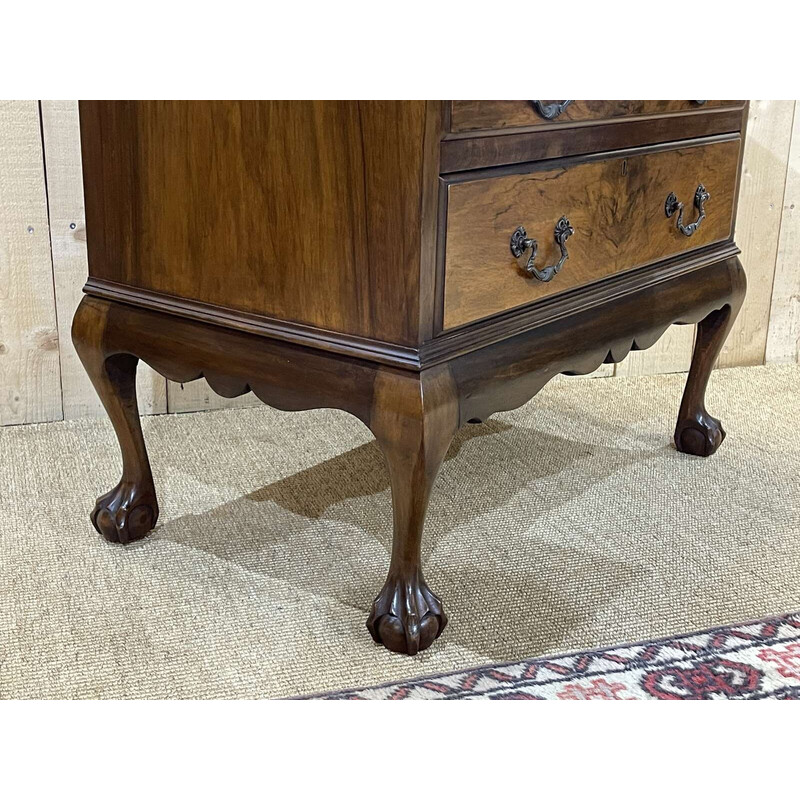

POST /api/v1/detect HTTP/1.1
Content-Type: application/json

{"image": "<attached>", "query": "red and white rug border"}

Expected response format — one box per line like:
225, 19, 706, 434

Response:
300, 611, 800, 700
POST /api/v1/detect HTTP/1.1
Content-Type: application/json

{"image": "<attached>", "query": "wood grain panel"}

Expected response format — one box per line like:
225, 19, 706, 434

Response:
721, 100, 795, 367
450, 101, 742, 133
0, 101, 62, 425
443, 139, 741, 330
766, 103, 800, 364
79, 101, 428, 346
40, 100, 167, 419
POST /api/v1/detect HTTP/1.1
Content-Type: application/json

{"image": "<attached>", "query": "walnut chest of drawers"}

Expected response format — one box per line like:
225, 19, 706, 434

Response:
73, 101, 747, 655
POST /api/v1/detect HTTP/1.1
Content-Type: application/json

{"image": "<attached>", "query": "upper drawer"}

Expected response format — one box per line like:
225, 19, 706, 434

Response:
442, 137, 740, 331
450, 101, 744, 134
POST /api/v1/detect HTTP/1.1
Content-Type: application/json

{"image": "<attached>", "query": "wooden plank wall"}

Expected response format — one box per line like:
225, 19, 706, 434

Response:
722, 100, 795, 368
767, 104, 800, 363
0, 101, 62, 425
0, 100, 797, 426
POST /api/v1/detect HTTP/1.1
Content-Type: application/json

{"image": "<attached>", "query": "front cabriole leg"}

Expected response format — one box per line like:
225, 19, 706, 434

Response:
366, 366, 460, 655
72, 297, 159, 544
675, 258, 747, 457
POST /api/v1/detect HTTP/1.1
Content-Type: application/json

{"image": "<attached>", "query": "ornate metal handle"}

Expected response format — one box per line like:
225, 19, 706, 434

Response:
510, 216, 574, 282
665, 184, 710, 237
530, 100, 573, 120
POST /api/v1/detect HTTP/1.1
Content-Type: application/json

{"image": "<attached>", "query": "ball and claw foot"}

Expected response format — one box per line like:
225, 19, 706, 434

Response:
674, 411, 726, 458
91, 481, 159, 545
367, 573, 447, 655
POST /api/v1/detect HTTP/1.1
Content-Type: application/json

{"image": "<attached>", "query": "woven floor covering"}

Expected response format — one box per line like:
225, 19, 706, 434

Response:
0, 364, 798, 699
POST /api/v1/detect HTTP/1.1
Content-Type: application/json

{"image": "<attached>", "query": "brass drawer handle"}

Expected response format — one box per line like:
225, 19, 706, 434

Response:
665, 184, 710, 237
530, 100, 573, 120
510, 216, 574, 282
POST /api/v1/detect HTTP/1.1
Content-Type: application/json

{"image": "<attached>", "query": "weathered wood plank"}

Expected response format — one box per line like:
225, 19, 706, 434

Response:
166, 380, 258, 413
721, 100, 795, 367
766, 104, 800, 364
40, 100, 167, 418
614, 325, 696, 377
552, 363, 614, 383
0, 101, 62, 425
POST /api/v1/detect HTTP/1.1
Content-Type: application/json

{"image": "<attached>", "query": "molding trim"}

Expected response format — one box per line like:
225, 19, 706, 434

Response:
83, 279, 422, 369
85, 240, 739, 372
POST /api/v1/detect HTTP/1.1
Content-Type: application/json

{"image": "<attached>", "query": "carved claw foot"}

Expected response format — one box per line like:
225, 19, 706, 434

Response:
367, 572, 447, 655
91, 481, 159, 544
675, 411, 726, 457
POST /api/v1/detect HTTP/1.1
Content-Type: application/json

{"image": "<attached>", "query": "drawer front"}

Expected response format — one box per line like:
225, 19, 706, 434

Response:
450, 100, 742, 134
442, 138, 740, 331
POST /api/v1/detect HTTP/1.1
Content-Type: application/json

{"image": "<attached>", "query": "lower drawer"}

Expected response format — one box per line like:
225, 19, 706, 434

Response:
441, 138, 740, 331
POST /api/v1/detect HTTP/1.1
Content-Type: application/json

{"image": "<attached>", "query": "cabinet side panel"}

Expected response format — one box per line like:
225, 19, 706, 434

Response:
79, 101, 427, 345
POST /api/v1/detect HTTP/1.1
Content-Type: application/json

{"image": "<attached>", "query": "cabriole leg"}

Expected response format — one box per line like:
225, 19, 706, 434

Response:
366, 366, 460, 655
675, 283, 744, 457
72, 298, 159, 544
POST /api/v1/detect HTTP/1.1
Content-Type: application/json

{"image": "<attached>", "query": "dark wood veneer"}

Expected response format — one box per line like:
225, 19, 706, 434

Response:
449, 100, 743, 133
443, 137, 739, 329
75, 101, 748, 655
441, 105, 747, 172
80, 101, 437, 346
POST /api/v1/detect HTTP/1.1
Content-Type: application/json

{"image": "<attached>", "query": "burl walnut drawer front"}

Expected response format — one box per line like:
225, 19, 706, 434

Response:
450, 100, 743, 134
442, 138, 740, 331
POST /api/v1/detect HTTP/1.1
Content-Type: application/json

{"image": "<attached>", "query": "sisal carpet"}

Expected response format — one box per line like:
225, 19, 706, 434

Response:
0, 364, 798, 699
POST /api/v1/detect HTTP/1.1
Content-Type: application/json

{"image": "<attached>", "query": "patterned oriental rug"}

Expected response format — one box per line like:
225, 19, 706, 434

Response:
306, 613, 800, 699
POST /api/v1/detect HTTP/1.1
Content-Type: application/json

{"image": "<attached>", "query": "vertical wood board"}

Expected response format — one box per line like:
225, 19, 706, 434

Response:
167, 379, 258, 413
615, 324, 696, 377
721, 100, 795, 367
766, 105, 800, 364
0, 100, 62, 425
